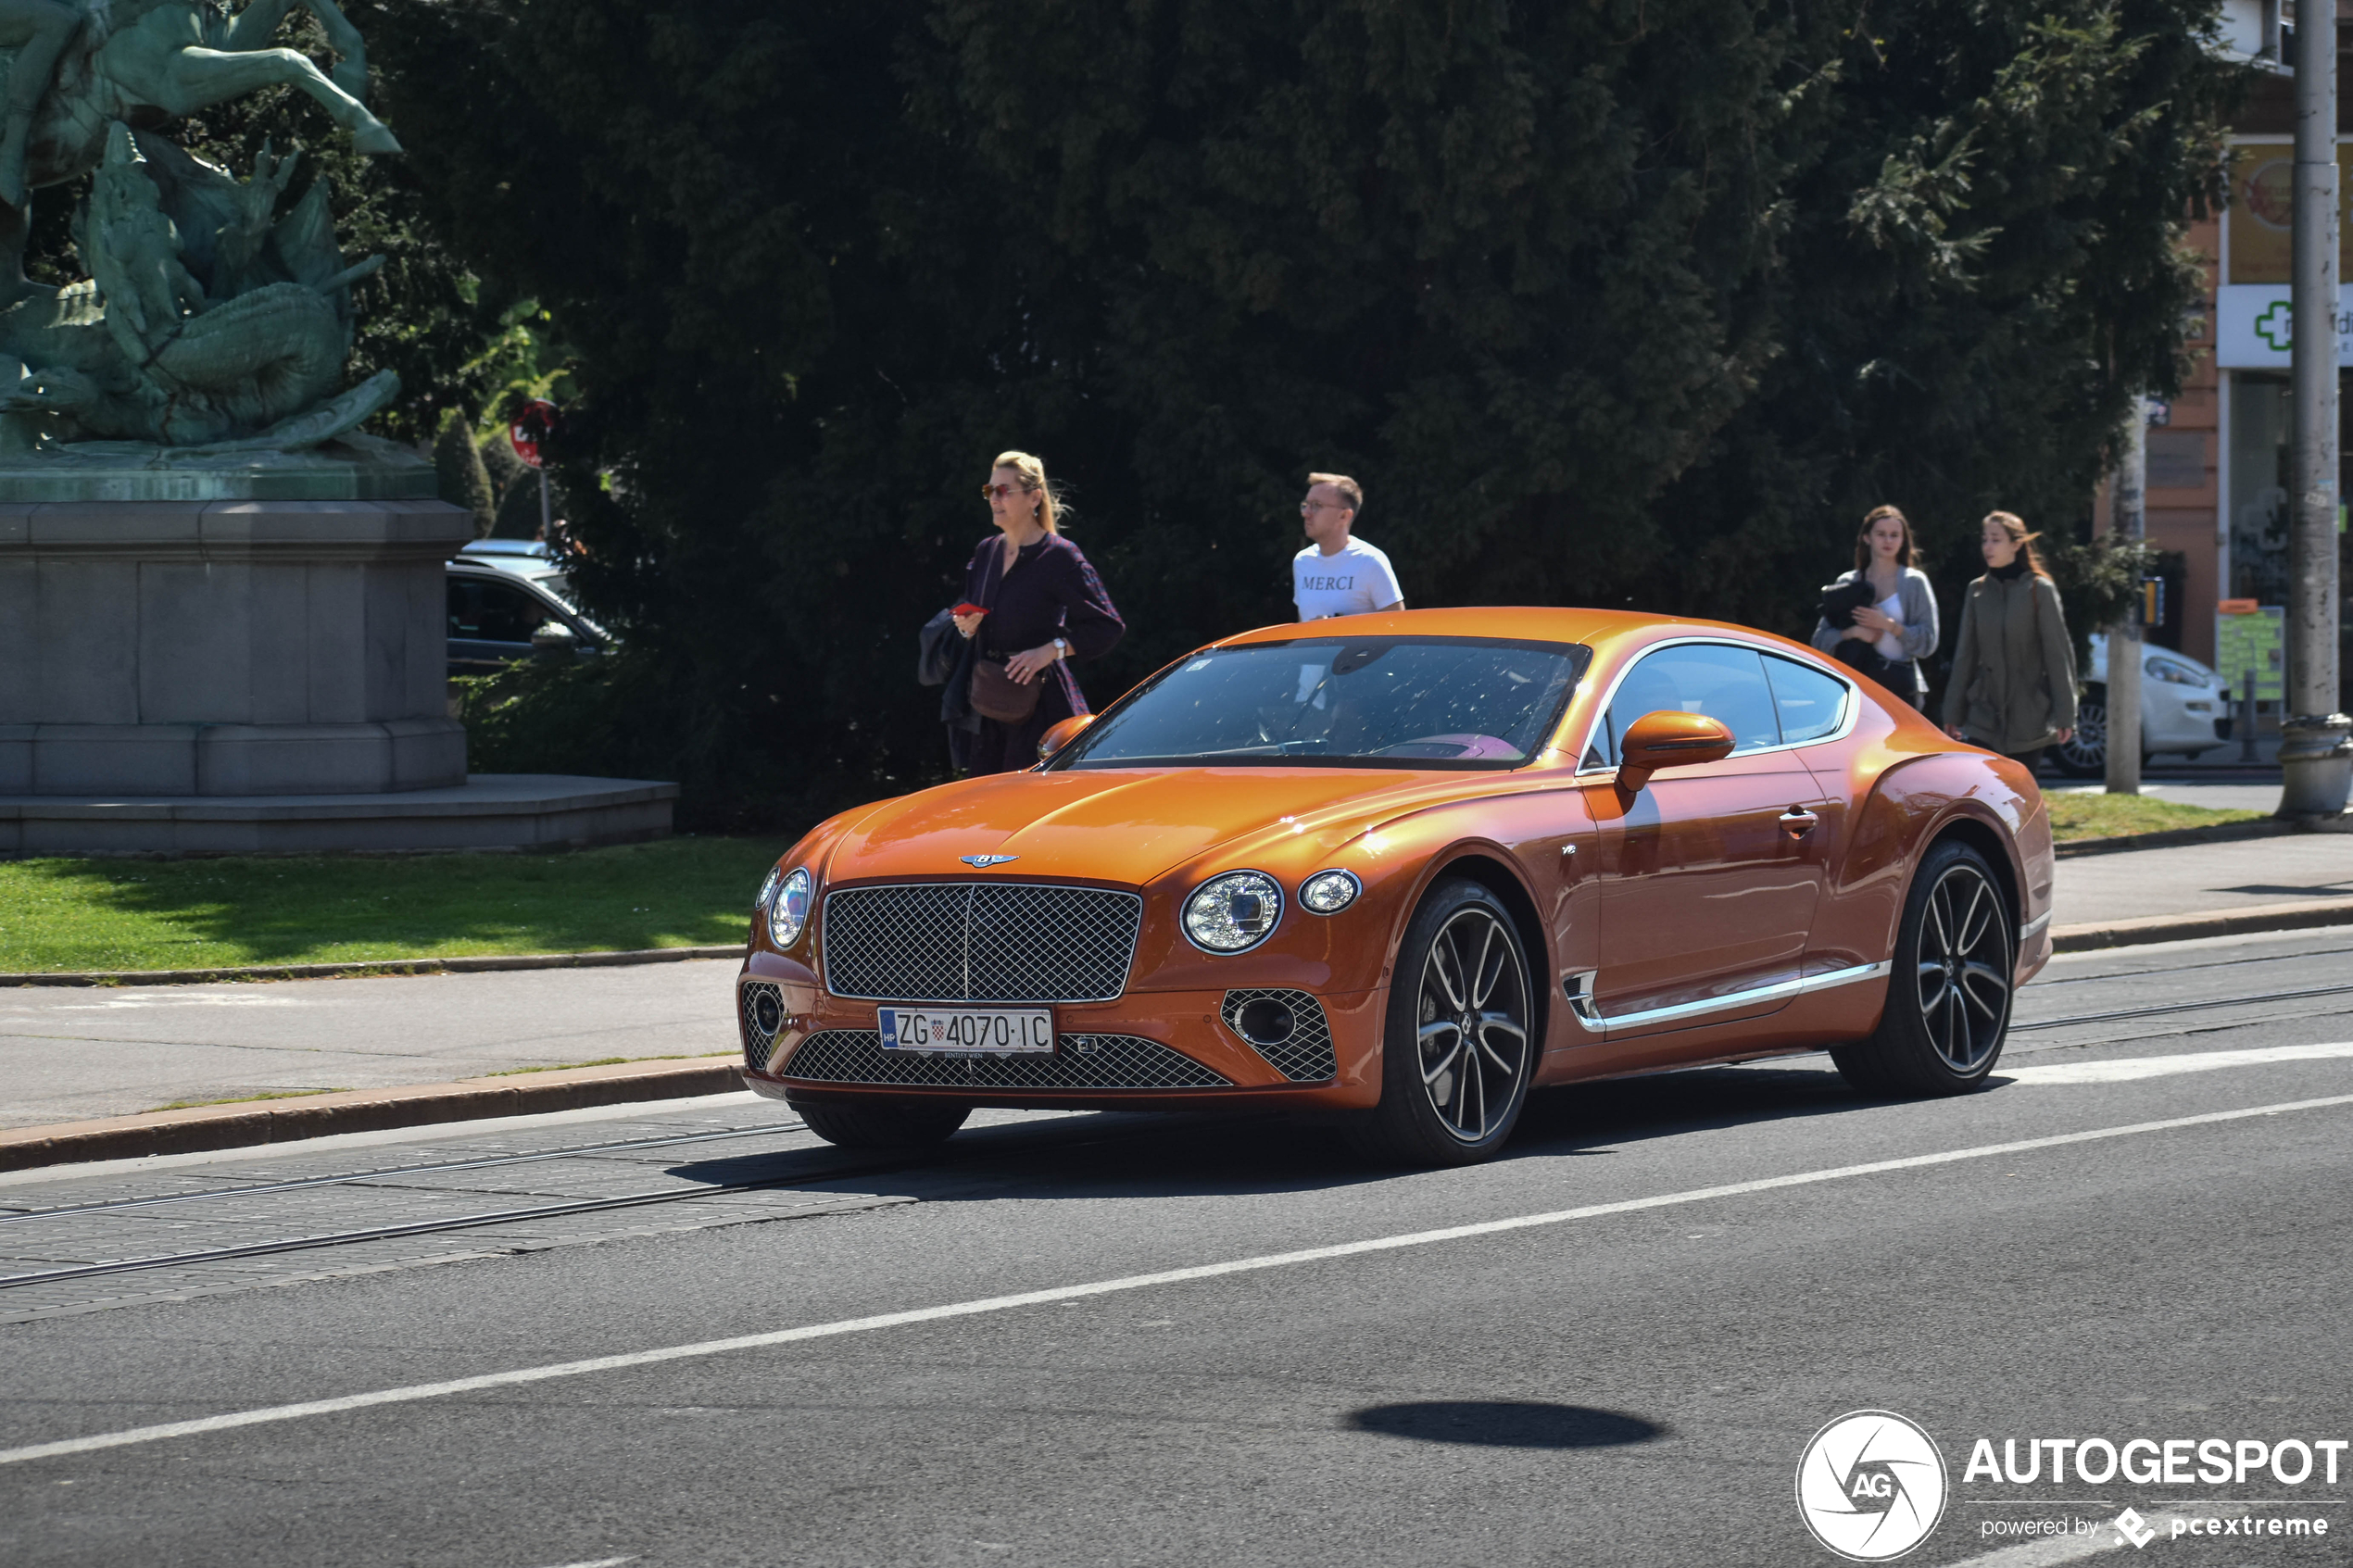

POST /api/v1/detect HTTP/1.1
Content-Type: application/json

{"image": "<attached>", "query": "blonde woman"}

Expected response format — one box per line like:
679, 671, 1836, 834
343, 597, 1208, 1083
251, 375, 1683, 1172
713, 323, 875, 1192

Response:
1943, 511, 2076, 771
949, 451, 1123, 774
1810, 504, 1939, 708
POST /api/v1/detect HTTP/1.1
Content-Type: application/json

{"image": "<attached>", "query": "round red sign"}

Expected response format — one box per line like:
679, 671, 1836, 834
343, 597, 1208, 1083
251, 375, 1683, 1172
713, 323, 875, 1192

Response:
509, 400, 559, 469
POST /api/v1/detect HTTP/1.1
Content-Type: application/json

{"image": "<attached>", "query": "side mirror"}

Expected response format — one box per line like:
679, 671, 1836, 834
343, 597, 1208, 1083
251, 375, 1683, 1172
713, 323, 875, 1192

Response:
530, 621, 577, 656
1616, 709, 1735, 792
1037, 712, 1098, 762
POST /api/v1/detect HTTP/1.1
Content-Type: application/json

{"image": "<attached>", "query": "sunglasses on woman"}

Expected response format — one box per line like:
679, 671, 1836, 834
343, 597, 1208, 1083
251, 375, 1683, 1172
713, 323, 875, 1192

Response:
981, 482, 1033, 500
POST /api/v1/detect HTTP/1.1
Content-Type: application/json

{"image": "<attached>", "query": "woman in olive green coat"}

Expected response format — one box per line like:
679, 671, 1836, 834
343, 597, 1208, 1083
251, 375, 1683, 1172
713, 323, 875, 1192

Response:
1943, 511, 2077, 770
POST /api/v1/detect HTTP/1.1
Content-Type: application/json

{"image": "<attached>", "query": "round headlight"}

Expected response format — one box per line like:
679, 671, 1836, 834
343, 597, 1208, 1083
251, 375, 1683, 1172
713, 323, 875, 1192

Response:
1183, 871, 1283, 953
754, 865, 783, 913
767, 867, 813, 949
1300, 869, 1362, 914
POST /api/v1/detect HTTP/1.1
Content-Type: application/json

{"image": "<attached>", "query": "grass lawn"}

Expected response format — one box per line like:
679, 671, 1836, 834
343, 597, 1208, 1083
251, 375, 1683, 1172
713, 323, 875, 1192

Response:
2041, 790, 2264, 843
0, 836, 789, 974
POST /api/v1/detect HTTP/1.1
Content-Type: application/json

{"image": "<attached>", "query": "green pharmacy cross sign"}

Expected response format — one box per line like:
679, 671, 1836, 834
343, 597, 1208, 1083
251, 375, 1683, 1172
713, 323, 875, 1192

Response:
2254, 300, 2295, 351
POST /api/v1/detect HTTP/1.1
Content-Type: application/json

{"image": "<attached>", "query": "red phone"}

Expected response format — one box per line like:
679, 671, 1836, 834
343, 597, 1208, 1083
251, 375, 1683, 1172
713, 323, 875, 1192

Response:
953, 603, 989, 618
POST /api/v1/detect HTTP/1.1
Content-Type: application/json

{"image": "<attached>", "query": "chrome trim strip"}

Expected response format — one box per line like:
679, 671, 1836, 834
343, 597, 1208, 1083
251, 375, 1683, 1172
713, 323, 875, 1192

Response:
2019, 909, 2052, 939
1566, 634, 1861, 771
1575, 960, 1892, 1035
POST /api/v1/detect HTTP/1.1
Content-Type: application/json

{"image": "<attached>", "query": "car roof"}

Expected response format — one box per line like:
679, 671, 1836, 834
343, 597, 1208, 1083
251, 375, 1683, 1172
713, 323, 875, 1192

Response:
1210, 606, 1818, 661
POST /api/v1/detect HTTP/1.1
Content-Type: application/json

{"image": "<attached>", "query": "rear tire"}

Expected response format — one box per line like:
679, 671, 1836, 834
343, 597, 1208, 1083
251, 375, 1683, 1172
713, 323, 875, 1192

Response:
1352, 878, 1536, 1167
790, 1097, 971, 1149
1832, 839, 2014, 1097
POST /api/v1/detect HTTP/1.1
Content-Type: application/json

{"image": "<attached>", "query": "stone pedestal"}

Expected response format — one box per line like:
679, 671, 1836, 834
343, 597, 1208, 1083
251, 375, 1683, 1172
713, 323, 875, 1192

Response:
0, 498, 472, 796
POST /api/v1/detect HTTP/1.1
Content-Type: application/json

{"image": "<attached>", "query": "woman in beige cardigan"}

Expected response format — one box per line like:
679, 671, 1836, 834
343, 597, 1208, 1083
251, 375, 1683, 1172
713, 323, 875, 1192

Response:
1943, 511, 2076, 771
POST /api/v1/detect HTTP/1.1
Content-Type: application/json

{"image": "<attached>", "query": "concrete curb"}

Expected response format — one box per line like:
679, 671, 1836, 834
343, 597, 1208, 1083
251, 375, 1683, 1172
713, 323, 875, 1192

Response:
0, 1056, 747, 1173
0, 944, 744, 988
2051, 896, 2353, 952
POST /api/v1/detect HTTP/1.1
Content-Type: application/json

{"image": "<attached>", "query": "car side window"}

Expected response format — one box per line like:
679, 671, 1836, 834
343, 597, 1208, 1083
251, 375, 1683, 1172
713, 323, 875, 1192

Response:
1764, 655, 1851, 746
1591, 644, 1782, 763
448, 578, 551, 645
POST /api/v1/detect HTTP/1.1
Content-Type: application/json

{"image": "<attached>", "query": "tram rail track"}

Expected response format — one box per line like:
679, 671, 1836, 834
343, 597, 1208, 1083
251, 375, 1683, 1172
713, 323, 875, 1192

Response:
2010, 979, 2353, 1035
0, 1118, 812, 1225
6, 941, 2347, 1302
0, 1173, 900, 1293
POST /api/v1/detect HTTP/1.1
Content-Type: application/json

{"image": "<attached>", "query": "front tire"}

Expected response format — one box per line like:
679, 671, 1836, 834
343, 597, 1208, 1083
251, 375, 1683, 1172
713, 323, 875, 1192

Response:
1353, 878, 1536, 1166
789, 1097, 971, 1149
1832, 839, 2015, 1097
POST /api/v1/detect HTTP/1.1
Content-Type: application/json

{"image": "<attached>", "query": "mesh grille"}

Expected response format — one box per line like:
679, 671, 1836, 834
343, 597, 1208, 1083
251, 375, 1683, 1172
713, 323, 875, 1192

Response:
781, 1030, 1228, 1090
739, 981, 785, 1073
822, 883, 1143, 1002
1220, 989, 1338, 1082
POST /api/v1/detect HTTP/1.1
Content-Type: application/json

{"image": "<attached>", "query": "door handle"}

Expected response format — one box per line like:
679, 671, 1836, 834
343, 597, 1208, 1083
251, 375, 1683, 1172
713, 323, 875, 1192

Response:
1779, 807, 1819, 837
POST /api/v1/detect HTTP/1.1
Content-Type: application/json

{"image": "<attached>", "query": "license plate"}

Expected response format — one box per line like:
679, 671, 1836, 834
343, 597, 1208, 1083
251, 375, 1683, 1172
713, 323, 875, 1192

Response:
877, 1005, 1055, 1055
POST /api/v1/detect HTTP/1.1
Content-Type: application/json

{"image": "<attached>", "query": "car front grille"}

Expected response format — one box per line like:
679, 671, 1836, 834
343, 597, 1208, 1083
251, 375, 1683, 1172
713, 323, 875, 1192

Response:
739, 980, 786, 1073
822, 883, 1143, 1003
779, 1030, 1229, 1090
1220, 988, 1338, 1082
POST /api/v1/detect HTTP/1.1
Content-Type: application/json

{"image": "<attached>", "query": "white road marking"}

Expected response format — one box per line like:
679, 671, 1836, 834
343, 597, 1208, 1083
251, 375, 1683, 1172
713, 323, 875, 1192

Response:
3, 1092, 2348, 1468
1946, 1507, 2246, 1564
0, 992, 306, 1014
2005, 1042, 2353, 1085
530, 1558, 635, 1568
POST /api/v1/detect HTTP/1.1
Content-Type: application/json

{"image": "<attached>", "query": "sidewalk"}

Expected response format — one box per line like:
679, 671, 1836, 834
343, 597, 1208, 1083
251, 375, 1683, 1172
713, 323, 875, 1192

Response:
0, 960, 740, 1130
2050, 831, 2353, 921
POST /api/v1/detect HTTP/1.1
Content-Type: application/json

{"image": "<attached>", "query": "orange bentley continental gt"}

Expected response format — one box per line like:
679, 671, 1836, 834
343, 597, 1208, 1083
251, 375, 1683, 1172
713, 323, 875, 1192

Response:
738, 608, 2053, 1165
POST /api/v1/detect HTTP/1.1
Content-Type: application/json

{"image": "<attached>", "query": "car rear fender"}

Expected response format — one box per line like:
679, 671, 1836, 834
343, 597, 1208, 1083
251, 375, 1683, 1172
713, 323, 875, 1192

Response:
1808, 751, 2045, 977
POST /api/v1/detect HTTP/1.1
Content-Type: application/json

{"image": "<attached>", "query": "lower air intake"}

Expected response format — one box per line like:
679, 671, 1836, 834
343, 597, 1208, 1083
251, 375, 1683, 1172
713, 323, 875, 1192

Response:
739, 981, 785, 1073
1219, 988, 1338, 1082
781, 1030, 1229, 1090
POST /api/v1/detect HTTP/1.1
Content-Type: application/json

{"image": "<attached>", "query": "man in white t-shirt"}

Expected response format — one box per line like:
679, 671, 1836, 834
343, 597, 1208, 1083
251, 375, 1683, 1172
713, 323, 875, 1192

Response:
1291, 472, 1404, 621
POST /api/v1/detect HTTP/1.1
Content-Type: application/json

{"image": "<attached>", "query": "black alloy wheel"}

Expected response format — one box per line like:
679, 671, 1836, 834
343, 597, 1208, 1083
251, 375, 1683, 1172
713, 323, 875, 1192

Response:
1832, 839, 2014, 1097
789, 1096, 971, 1149
1355, 878, 1536, 1166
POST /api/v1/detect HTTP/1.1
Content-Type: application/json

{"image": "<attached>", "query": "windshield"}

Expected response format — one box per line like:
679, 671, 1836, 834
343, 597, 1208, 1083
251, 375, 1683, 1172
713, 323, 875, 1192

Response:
1056, 637, 1590, 770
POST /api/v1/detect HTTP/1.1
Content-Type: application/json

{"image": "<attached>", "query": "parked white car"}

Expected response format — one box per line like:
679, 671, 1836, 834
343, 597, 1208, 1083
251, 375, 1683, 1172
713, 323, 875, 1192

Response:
2050, 635, 2233, 776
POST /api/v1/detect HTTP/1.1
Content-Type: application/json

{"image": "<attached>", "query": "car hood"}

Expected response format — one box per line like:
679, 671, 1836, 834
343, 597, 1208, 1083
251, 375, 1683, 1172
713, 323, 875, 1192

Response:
821, 766, 1507, 886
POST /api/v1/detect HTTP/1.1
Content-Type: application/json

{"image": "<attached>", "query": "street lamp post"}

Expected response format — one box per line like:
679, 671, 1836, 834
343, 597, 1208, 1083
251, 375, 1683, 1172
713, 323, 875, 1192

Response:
2107, 397, 2146, 795
2283, 0, 2353, 818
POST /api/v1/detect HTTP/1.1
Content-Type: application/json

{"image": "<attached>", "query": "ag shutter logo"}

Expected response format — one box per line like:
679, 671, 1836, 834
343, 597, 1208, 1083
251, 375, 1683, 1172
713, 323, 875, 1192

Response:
1796, 1411, 1950, 1562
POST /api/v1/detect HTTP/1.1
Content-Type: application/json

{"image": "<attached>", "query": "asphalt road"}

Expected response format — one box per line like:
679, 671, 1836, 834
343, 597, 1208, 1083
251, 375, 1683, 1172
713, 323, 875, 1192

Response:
3, 930, 2350, 1568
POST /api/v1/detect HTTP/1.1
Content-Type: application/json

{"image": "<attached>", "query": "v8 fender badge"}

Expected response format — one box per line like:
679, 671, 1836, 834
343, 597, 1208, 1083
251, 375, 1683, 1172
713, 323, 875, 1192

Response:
961, 854, 1019, 868
1796, 1410, 1948, 1561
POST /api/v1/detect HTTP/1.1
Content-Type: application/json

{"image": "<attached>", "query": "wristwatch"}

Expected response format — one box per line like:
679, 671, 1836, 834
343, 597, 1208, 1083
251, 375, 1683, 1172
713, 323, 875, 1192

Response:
1052, 637, 1070, 659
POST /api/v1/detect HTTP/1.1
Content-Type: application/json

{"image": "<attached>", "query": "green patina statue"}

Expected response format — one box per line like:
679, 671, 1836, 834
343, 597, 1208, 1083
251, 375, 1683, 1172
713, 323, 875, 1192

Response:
0, 123, 391, 446
0, 0, 405, 468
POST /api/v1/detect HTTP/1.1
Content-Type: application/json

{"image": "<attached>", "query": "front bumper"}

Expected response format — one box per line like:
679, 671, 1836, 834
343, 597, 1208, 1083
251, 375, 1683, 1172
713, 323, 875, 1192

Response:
736, 953, 1385, 1112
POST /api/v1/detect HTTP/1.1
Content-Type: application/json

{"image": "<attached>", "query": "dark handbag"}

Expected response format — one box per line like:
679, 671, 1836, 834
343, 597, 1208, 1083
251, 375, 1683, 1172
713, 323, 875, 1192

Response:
1817, 577, 1890, 680
1817, 577, 1874, 629
968, 656, 1042, 723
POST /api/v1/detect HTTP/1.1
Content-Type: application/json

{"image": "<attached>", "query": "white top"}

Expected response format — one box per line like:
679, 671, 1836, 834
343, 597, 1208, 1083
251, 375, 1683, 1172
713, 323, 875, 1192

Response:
1291, 536, 1404, 621
1872, 592, 1906, 662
